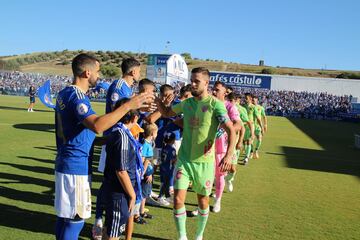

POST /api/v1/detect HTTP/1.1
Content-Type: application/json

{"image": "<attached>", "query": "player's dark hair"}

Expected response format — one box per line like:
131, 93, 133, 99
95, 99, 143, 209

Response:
138, 78, 155, 93
121, 58, 140, 75
164, 132, 176, 144
252, 94, 258, 99
160, 84, 174, 95
114, 98, 139, 124
227, 92, 236, 101
245, 92, 252, 98
191, 67, 210, 77
72, 53, 99, 78
214, 80, 227, 88
179, 84, 192, 98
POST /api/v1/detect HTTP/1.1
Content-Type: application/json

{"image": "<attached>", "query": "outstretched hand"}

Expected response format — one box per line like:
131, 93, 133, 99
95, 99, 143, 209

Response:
127, 93, 155, 110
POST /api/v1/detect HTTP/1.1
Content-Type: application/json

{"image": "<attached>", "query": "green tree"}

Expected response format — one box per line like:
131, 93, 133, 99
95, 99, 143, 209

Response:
101, 65, 120, 78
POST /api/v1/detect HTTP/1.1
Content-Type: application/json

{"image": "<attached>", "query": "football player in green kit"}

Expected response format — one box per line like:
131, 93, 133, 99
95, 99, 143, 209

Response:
252, 95, 267, 159
156, 67, 236, 240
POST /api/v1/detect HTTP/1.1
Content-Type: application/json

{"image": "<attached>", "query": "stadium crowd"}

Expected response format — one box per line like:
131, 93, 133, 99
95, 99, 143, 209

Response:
0, 70, 352, 120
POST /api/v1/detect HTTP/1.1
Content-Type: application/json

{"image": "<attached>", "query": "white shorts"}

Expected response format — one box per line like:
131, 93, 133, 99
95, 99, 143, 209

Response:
55, 171, 92, 219
174, 139, 182, 154
98, 145, 107, 173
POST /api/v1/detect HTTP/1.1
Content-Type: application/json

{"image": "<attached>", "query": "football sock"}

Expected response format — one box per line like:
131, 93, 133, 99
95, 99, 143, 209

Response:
196, 207, 209, 238
174, 206, 187, 238
59, 218, 85, 240
245, 145, 252, 158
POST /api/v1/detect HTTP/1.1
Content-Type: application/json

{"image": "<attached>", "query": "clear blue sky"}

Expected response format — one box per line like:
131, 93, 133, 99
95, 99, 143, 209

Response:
0, 0, 359, 71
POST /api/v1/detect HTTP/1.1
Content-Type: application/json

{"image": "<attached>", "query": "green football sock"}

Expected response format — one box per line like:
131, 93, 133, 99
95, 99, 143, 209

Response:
226, 171, 236, 182
196, 207, 209, 238
174, 206, 187, 238
245, 144, 252, 158
256, 139, 262, 151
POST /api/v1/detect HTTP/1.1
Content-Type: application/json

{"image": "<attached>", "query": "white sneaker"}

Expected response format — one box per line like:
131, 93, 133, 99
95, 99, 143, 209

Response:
195, 236, 203, 240
146, 196, 161, 206
227, 180, 233, 192
211, 192, 216, 199
150, 191, 158, 199
158, 197, 170, 206
191, 209, 198, 217
212, 198, 221, 213
166, 197, 174, 204
27, 109, 30, 112
179, 236, 188, 240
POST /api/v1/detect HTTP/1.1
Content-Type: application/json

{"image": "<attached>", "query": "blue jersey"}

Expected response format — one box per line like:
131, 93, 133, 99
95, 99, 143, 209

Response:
160, 144, 177, 175
104, 127, 137, 193
55, 86, 96, 175
105, 79, 132, 114
155, 99, 182, 147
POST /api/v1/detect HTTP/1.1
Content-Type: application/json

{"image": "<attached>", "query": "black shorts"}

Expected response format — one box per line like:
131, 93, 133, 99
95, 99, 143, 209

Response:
30, 96, 35, 103
105, 192, 129, 238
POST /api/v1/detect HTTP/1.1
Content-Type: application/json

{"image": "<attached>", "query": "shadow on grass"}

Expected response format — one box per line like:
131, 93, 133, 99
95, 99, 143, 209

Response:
283, 118, 360, 178
0, 162, 54, 175
0, 203, 91, 239
0, 105, 53, 113
33, 146, 57, 152
13, 123, 55, 133
17, 155, 54, 164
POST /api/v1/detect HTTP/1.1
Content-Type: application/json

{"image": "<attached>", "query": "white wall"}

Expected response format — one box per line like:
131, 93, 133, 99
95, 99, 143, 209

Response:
270, 75, 360, 98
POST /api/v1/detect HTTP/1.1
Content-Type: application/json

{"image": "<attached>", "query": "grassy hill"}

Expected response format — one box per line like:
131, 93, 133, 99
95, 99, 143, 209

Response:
1, 50, 360, 79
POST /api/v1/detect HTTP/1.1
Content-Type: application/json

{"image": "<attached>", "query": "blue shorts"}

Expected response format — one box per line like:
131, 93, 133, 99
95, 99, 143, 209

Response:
105, 192, 129, 238
141, 179, 152, 198
30, 96, 35, 103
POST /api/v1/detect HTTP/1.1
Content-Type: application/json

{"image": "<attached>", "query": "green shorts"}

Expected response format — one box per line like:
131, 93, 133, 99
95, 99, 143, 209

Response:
255, 127, 262, 137
174, 159, 214, 196
244, 126, 251, 141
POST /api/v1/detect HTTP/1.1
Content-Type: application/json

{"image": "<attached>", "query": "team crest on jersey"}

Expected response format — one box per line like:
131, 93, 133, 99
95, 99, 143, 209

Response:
201, 105, 209, 112
77, 103, 88, 115
119, 224, 126, 233
111, 92, 119, 102
205, 180, 211, 189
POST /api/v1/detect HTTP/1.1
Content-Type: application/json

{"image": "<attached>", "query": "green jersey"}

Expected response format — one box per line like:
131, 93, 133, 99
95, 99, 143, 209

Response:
254, 104, 265, 125
236, 103, 249, 126
244, 103, 257, 123
172, 96, 228, 163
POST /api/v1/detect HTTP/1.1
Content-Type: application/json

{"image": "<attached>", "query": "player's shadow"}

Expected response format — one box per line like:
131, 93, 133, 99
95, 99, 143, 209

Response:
0, 203, 91, 239
0, 185, 53, 206
13, 123, 55, 133
0, 172, 53, 187
132, 233, 171, 240
33, 146, 57, 153
17, 155, 55, 164
283, 118, 360, 178
0, 162, 54, 175
0, 105, 53, 113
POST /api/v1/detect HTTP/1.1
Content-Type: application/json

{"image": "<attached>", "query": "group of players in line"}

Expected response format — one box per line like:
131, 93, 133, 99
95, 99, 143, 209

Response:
53, 53, 267, 240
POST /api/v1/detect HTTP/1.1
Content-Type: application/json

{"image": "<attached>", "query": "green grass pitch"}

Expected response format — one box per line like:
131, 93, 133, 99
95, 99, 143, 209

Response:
0, 95, 359, 240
